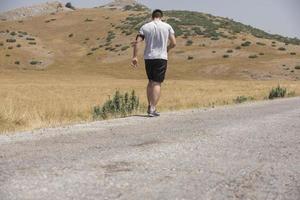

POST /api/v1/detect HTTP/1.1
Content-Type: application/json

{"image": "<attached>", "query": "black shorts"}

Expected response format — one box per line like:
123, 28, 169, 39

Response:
145, 59, 168, 83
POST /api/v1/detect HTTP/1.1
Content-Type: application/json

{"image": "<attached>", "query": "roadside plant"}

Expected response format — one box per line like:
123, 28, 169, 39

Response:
93, 90, 139, 120
268, 85, 287, 99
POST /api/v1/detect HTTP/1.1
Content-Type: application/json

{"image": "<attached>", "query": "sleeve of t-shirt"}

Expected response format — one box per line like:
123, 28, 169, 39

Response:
169, 25, 175, 35
139, 25, 145, 36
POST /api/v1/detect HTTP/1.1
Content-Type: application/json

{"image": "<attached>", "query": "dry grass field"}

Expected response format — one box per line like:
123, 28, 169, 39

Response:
0, 1, 300, 133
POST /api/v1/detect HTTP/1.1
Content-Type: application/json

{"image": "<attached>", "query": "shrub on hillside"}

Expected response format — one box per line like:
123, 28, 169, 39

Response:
6, 54, 10, 57
290, 52, 296, 55
256, 42, 266, 46
223, 54, 229, 58
85, 18, 94, 22
227, 49, 233, 53
68, 33, 74, 38
121, 46, 130, 51
8, 46, 13, 49
0, 42, 3, 46
6, 39, 16, 43
26, 37, 35, 41
10, 32, 17, 36
188, 56, 194, 60
87, 52, 93, 56
30, 61, 42, 65
295, 65, 300, 70
248, 55, 258, 59
259, 52, 264, 56
186, 40, 193, 46
28, 42, 36, 45
235, 46, 241, 50
268, 85, 286, 99
212, 51, 216, 53
241, 41, 251, 47
93, 90, 139, 119
15, 61, 20, 65
278, 47, 286, 51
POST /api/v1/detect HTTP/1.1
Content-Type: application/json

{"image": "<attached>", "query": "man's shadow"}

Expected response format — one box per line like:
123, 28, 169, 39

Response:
132, 114, 150, 118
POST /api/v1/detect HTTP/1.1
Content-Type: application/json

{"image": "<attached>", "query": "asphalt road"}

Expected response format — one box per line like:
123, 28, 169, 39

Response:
1, 97, 300, 200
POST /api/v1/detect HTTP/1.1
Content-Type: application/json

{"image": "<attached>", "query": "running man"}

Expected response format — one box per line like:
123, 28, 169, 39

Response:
131, 9, 176, 117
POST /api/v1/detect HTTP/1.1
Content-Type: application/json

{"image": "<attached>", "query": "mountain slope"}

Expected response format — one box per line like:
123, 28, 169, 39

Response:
0, 0, 300, 80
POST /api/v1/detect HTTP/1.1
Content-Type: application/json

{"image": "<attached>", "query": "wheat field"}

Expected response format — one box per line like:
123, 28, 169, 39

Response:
1, 71, 299, 133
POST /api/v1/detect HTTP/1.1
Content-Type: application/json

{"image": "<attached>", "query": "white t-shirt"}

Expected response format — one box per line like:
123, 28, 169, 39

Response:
139, 19, 175, 60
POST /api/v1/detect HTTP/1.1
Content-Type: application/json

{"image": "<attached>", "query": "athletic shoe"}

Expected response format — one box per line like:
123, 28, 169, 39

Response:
147, 106, 160, 117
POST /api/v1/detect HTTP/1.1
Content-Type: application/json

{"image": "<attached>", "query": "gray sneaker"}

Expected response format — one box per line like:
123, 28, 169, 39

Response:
147, 106, 160, 117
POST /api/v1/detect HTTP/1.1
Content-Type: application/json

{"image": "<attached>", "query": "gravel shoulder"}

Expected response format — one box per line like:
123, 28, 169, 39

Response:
1, 97, 300, 200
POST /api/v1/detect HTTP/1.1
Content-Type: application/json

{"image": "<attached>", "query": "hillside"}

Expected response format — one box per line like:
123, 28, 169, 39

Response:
0, 0, 300, 80
0, 0, 300, 133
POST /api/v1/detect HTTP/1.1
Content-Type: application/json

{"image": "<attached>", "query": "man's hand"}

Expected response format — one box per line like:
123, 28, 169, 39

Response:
131, 57, 138, 68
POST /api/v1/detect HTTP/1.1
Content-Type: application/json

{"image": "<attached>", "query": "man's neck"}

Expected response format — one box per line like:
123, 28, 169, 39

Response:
153, 18, 161, 21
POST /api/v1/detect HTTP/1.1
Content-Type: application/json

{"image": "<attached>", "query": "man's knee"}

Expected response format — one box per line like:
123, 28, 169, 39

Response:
149, 80, 161, 86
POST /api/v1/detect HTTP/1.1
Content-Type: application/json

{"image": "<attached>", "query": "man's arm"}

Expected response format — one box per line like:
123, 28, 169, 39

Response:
131, 34, 144, 68
167, 34, 176, 52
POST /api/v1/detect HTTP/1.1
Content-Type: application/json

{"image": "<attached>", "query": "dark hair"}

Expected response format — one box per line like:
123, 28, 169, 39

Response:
152, 9, 163, 19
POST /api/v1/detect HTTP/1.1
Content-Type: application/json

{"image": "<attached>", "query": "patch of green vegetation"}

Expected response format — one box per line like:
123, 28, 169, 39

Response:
10, 32, 17, 36
123, 4, 150, 12
68, 33, 74, 38
121, 46, 130, 51
91, 47, 98, 51
268, 85, 287, 99
241, 41, 251, 47
227, 49, 233, 53
26, 37, 35, 41
248, 55, 258, 59
106, 31, 116, 43
256, 42, 266, 46
290, 52, 296, 55
278, 47, 286, 51
0, 42, 3, 46
30, 60, 42, 65
295, 65, 300, 70
8, 46, 13, 49
223, 54, 229, 58
212, 50, 216, 53
93, 90, 139, 120
87, 52, 93, 56
6, 39, 16, 43
259, 52, 265, 56
235, 46, 241, 50
186, 40, 193, 46
28, 42, 37, 45
14, 61, 20, 65
5, 54, 10, 57
85, 18, 94, 22
233, 96, 254, 104
187, 56, 194, 60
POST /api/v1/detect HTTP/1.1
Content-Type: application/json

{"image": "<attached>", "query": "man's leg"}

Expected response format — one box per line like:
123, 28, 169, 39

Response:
147, 80, 161, 111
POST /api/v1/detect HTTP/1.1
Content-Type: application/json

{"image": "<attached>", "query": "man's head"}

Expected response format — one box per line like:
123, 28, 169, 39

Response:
152, 9, 163, 19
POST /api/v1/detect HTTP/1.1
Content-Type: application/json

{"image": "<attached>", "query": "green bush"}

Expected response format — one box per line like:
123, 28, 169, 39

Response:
6, 39, 16, 43
259, 52, 264, 56
16, 44, 21, 48
93, 90, 139, 119
186, 40, 193, 46
223, 54, 229, 58
188, 56, 194, 60
28, 42, 36, 45
295, 65, 300, 70
212, 51, 216, 53
6, 54, 10, 57
235, 46, 241, 50
227, 49, 233, 53
30, 61, 41, 65
248, 55, 258, 59
278, 47, 286, 51
68, 33, 74, 38
26, 37, 35, 41
233, 96, 254, 104
87, 52, 93, 56
268, 85, 287, 99
8, 46, 13, 49
85, 18, 94, 22
10, 32, 17, 36
91, 47, 98, 51
241, 41, 251, 47
256, 42, 266, 46
121, 46, 130, 51
15, 61, 20, 65
290, 52, 296, 55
